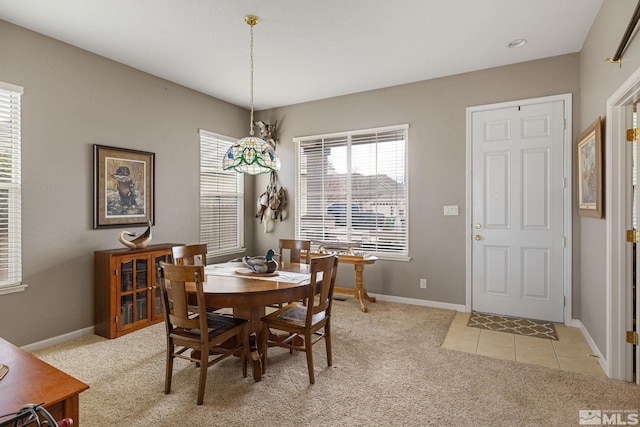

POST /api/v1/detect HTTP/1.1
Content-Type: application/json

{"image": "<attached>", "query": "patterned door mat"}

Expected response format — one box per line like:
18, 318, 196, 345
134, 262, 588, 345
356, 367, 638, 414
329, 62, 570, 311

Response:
467, 311, 558, 340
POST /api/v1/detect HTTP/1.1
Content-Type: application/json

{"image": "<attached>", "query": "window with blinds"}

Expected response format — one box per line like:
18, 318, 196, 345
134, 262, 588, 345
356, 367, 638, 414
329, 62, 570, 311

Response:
294, 124, 409, 259
199, 130, 244, 256
0, 82, 23, 294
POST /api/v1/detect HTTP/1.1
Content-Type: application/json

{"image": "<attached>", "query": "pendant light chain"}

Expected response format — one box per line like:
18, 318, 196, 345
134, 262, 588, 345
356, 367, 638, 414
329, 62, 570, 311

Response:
249, 22, 256, 136
222, 15, 280, 175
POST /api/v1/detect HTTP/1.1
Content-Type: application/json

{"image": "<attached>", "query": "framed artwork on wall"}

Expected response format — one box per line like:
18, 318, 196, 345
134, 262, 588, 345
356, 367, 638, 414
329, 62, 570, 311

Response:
576, 117, 603, 218
93, 144, 155, 228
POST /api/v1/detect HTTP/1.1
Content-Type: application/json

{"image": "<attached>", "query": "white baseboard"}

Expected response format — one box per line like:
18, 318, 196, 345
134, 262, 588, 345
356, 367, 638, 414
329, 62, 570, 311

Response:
369, 293, 466, 312
21, 326, 95, 352
571, 319, 608, 375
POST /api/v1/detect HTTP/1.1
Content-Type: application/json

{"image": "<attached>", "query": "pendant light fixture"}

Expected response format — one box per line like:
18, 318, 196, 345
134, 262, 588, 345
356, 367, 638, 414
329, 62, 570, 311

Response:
222, 15, 280, 175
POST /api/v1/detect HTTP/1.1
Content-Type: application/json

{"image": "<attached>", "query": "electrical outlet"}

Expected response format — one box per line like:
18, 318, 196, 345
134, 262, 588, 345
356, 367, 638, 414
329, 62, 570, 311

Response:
420, 278, 427, 289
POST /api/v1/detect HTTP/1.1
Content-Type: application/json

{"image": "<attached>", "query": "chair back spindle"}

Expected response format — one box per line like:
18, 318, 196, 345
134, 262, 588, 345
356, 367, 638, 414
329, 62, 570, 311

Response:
278, 239, 311, 265
172, 244, 208, 266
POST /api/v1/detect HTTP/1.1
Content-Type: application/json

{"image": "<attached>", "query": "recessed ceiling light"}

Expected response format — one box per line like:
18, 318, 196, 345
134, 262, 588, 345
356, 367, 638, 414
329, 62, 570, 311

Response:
508, 39, 527, 48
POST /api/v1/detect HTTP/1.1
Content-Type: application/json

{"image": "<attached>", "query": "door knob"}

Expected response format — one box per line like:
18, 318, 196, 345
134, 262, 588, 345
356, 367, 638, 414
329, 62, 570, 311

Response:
474, 234, 481, 241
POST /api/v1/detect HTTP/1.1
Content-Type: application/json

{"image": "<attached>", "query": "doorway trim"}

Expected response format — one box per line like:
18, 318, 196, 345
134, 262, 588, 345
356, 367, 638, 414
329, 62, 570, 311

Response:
605, 65, 640, 381
465, 93, 573, 325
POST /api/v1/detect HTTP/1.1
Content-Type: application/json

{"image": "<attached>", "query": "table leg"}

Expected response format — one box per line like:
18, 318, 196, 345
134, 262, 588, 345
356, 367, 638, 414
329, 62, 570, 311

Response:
234, 306, 266, 382
353, 263, 376, 312
335, 263, 376, 312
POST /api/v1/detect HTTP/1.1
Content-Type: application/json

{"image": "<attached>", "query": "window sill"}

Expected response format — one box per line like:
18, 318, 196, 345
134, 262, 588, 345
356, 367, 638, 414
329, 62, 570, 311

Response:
0, 283, 28, 296
370, 254, 411, 262
209, 247, 247, 258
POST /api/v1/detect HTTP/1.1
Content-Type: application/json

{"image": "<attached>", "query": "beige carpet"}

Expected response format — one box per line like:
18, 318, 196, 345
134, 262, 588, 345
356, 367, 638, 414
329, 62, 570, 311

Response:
33, 299, 639, 427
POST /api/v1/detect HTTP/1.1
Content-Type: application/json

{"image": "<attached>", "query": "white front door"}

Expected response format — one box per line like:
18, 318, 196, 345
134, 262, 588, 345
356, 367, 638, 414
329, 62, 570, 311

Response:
471, 100, 565, 322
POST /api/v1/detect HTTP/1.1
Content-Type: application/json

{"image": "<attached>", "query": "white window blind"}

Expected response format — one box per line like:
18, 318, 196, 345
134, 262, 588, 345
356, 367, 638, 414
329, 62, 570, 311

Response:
0, 81, 23, 294
199, 130, 244, 256
294, 124, 409, 259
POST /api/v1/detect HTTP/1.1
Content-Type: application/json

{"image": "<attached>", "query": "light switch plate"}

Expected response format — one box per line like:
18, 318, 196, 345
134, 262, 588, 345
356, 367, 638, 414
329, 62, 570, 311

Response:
444, 205, 459, 216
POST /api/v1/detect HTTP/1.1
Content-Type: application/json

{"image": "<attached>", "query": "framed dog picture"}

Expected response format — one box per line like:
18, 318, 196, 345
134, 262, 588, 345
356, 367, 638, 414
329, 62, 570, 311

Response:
576, 117, 603, 218
93, 144, 155, 228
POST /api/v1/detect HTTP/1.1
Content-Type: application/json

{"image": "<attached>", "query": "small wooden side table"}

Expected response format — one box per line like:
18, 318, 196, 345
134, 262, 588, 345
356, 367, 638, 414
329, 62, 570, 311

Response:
304, 253, 378, 312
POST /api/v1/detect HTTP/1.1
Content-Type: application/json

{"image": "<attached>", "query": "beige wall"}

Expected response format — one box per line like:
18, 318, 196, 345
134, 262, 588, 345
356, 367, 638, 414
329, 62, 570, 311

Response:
256, 55, 581, 310
0, 20, 256, 346
4, 3, 630, 350
578, 0, 640, 357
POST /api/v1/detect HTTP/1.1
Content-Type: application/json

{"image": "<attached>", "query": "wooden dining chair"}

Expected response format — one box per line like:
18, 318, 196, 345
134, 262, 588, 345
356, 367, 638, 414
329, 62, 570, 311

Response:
158, 262, 248, 405
278, 239, 311, 265
260, 252, 339, 384
172, 244, 224, 313
172, 244, 208, 266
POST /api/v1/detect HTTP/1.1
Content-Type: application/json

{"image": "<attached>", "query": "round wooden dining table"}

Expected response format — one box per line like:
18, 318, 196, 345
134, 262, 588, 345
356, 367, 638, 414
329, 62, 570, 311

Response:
202, 262, 311, 381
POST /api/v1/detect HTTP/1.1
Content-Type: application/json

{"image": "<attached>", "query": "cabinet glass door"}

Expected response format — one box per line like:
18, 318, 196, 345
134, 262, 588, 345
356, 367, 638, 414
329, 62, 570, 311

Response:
119, 257, 149, 326
153, 253, 173, 318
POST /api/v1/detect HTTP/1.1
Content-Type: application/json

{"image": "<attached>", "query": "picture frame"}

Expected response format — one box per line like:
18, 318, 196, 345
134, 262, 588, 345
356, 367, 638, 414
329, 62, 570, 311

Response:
576, 117, 603, 218
93, 144, 155, 228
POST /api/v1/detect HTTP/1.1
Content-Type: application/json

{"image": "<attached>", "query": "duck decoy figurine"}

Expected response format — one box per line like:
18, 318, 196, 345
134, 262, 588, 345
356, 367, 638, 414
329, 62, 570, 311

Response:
118, 217, 152, 249
242, 249, 279, 273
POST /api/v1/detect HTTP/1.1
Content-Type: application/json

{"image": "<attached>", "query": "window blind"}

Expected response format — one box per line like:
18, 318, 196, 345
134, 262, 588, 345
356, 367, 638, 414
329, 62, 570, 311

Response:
199, 130, 244, 256
294, 124, 409, 259
0, 82, 23, 294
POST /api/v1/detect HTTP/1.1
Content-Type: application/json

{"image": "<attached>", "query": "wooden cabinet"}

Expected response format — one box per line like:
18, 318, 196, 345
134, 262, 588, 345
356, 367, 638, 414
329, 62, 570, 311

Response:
94, 243, 182, 339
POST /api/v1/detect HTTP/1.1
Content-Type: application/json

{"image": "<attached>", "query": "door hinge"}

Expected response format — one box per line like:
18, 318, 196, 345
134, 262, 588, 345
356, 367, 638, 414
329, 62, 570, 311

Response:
115, 316, 118, 324
626, 229, 639, 243
563, 296, 566, 306
562, 237, 567, 248
562, 177, 566, 188
627, 128, 639, 142
627, 331, 639, 345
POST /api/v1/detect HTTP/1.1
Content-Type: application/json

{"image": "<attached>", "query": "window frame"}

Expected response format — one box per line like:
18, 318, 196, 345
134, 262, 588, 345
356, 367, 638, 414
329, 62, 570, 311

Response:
0, 81, 24, 295
199, 129, 245, 257
294, 124, 410, 261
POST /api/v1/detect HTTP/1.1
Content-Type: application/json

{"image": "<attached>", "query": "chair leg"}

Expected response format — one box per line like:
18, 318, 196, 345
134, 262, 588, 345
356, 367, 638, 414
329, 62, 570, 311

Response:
241, 325, 249, 378
197, 349, 208, 405
165, 341, 174, 394
261, 327, 269, 374
305, 331, 315, 384
325, 322, 332, 367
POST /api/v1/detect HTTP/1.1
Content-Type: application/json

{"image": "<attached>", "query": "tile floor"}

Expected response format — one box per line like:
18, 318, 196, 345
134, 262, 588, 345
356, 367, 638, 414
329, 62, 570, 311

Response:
442, 311, 606, 377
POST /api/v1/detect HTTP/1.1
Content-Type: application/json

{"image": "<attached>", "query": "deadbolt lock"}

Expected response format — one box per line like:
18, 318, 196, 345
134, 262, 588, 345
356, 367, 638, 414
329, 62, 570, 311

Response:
475, 223, 481, 229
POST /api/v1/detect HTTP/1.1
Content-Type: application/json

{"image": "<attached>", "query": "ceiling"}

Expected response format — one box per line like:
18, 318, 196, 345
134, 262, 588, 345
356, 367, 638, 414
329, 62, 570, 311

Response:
0, 0, 603, 110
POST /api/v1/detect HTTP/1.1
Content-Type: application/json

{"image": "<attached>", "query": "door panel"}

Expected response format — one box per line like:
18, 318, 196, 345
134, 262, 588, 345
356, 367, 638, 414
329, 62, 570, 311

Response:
522, 149, 549, 228
485, 152, 510, 227
484, 246, 509, 295
522, 247, 549, 299
472, 101, 565, 322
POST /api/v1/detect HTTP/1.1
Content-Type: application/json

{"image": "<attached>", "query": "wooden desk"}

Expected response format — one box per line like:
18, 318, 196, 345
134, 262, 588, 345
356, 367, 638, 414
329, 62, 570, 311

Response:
0, 337, 89, 425
202, 262, 311, 381
304, 253, 378, 312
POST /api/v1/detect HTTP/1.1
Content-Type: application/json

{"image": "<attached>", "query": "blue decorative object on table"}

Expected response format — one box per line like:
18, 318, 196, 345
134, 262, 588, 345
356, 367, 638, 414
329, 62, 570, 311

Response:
243, 249, 279, 273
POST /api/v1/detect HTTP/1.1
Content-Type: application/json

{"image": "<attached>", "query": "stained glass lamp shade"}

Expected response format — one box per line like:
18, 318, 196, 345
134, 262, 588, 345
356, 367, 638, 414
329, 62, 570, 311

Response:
222, 135, 280, 175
